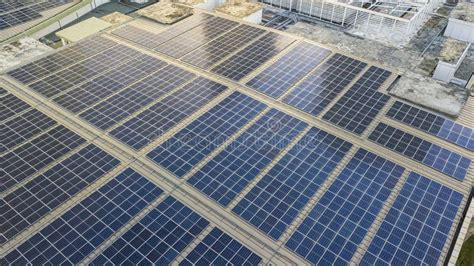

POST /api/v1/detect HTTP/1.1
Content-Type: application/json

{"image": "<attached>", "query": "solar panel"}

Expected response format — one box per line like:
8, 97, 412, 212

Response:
369, 123, 471, 180
111, 77, 226, 150
0, 144, 120, 244
180, 228, 263, 265
1, 168, 163, 265
187, 109, 307, 206
0, 87, 8, 96
361, 172, 463, 265
211, 32, 295, 81
182, 24, 266, 69
1, 93, 31, 121
283, 54, 367, 116
92, 196, 210, 265
322, 66, 391, 134
0, 2, 25, 13
112, 13, 214, 48
286, 149, 405, 264
52, 54, 161, 114
233, 127, 352, 240
154, 17, 239, 58
1, 125, 86, 193
246, 42, 331, 98
2, 109, 57, 152
7, 36, 117, 84
147, 92, 267, 177
387, 101, 474, 152
0, 7, 41, 30
78, 64, 197, 131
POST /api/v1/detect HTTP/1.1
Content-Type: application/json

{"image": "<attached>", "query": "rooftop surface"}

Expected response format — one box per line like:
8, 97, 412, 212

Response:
56, 17, 112, 43
1, 10, 473, 265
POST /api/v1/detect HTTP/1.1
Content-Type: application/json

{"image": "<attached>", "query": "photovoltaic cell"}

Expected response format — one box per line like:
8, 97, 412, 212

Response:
182, 24, 266, 69
233, 127, 352, 239
211, 32, 295, 81
1, 125, 86, 193
2, 109, 57, 152
0, 93, 31, 121
0, 7, 41, 30
147, 92, 267, 177
111, 77, 226, 150
0, 144, 120, 244
0, 87, 8, 96
0, 2, 24, 13
187, 109, 307, 206
246, 42, 331, 98
286, 149, 405, 264
154, 17, 239, 58
92, 196, 210, 265
361, 172, 463, 265
1, 168, 163, 264
79, 64, 196, 130
322, 66, 391, 134
387, 101, 474, 152
181, 228, 263, 265
283, 54, 367, 116
369, 123, 471, 180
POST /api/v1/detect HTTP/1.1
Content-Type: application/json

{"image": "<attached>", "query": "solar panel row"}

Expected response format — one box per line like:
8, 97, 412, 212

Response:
187, 109, 307, 206
1, 93, 32, 121
283, 54, 367, 116
1, 144, 120, 244
233, 127, 352, 240
322, 66, 391, 134
0, 2, 24, 14
369, 123, 471, 180
286, 149, 405, 264
387, 101, 474, 152
148, 92, 267, 177
246, 42, 331, 98
361, 172, 463, 265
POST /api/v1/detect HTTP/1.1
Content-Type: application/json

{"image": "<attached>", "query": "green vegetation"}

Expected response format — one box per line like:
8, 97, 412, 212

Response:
457, 235, 474, 266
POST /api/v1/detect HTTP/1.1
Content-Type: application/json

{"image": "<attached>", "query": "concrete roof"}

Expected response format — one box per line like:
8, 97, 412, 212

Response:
56, 17, 112, 43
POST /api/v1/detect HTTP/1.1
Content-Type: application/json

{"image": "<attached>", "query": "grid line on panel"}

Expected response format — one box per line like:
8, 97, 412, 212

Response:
91, 196, 210, 265
233, 127, 353, 240
0, 93, 31, 122
110, 77, 227, 150
1, 168, 163, 265
187, 109, 307, 207
283, 54, 367, 116
1, 125, 86, 193
246, 42, 331, 98
182, 24, 266, 69
369, 123, 471, 181
2, 109, 58, 153
180, 227, 263, 265
322, 66, 391, 135
285, 149, 405, 265
78, 63, 196, 131
360, 172, 464, 265
210, 32, 295, 81
154, 17, 239, 58
147, 92, 267, 178
0, 144, 120, 244
387, 101, 474, 152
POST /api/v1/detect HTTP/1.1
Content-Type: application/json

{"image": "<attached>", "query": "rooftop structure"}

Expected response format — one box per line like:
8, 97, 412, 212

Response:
1, 9, 473, 266
56, 17, 112, 44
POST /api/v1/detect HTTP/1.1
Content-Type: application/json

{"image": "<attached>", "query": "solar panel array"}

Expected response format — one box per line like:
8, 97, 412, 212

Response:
1, 12, 471, 266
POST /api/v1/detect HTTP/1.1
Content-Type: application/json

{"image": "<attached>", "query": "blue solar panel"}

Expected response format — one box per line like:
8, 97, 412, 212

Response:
283, 54, 367, 116
387, 101, 474, 152
187, 109, 307, 206
322, 66, 391, 134
1, 93, 31, 121
246, 42, 331, 98
361, 172, 463, 265
110, 77, 227, 150
369, 123, 471, 180
1, 125, 86, 193
180, 228, 263, 265
0, 144, 120, 244
211, 32, 295, 81
1, 168, 163, 264
147, 92, 267, 177
78, 64, 197, 130
233, 127, 352, 239
92, 196, 209, 265
286, 149, 405, 264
